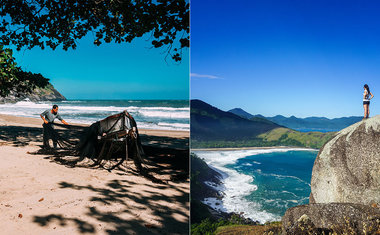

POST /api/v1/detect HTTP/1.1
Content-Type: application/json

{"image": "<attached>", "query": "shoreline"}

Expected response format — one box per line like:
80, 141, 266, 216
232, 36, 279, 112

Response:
0, 113, 189, 138
0, 113, 189, 234
0, 99, 190, 133
194, 148, 317, 224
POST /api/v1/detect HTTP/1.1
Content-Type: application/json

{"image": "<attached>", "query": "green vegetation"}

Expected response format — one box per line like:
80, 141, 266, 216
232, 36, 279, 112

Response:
1, 1, 189, 96
191, 218, 282, 235
0, 46, 18, 96
191, 100, 336, 149
0, 1, 189, 62
229, 108, 362, 132
191, 100, 281, 142
190, 154, 284, 234
191, 127, 335, 149
191, 154, 210, 200
265, 115, 362, 132
215, 221, 282, 235
191, 154, 222, 223
258, 127, 335, 149
191, 199, 213, 225
191, 215, 258, 235
0, 46, 50, 97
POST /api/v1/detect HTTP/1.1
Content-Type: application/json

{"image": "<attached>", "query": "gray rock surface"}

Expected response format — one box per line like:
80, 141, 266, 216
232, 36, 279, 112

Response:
0, 84, 66, 103
310, 116, 380, 205
282, 203, 380, 234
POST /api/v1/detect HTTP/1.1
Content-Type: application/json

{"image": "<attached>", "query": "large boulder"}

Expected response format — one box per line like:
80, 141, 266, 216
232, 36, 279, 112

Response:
282, 203, 380, 234
310, 116, 380, 205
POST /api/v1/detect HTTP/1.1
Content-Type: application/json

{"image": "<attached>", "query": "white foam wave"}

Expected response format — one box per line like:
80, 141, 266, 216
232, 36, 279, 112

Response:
194, 148, 311, 166
0, 101, 51, 109
137, 110, 189, 119
193, 148, 313, 223
59, 118, 189, 131
242, 163, 253, 167
137, 122, 189, 131
0, 100, 190, 131
61, 100, 83, 103
204, 181, 225, 192
0, 101, 189, 113
157, 122, 189, 128
258, 172, 311, 187
202, 197, 227, 212
281, 190, 298, 198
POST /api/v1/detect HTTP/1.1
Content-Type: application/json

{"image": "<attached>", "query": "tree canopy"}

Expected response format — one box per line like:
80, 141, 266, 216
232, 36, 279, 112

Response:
0, 0, 189, 61
0, 0, 189, 97
0, 45, 49, 97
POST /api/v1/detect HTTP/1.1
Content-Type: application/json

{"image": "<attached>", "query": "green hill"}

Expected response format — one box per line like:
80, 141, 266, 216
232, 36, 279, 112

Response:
191, 100, 335, 149
191, 99, 281, 142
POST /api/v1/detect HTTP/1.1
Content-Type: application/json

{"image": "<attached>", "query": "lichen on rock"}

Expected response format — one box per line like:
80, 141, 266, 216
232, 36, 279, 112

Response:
310, 116, 380, 205
282, 117, 380, 234
282, 203, 380, 234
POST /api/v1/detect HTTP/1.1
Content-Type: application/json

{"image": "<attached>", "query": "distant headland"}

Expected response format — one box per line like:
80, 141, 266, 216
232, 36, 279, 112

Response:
0, 83, 66, 103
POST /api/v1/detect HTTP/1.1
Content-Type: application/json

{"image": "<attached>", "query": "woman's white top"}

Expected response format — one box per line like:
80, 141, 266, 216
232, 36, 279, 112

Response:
363, 90, 370, 101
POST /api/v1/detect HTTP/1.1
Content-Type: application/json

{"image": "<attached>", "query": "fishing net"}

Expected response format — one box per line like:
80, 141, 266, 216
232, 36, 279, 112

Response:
40, 111, 145, 172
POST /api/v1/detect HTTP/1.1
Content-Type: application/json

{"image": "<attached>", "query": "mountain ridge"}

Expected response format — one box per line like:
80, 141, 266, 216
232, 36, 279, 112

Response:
191, 100, 335, 149
228, 107, 362, 131
191, 99, 282, 142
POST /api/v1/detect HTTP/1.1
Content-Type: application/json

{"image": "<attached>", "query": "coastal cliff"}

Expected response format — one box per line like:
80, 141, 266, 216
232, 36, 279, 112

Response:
191, 154, 224, 223
282, 116, 380, 234
0, 83, 66, 103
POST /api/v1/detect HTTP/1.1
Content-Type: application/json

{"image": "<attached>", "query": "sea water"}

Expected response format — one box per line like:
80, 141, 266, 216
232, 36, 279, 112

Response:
193, 149, 318, 223
0, 99, 189, 131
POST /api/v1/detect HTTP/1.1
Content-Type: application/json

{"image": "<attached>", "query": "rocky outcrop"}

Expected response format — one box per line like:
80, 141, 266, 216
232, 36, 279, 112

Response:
282, 203, 380, 234
282, 117, 380, 234
310, 116, 380, 205
0, 83, 66, 103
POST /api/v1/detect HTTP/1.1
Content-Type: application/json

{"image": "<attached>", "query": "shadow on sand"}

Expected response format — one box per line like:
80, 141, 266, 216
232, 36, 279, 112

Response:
32, 178, 189, 234
0, 125, 189, 234
0, 125, 189, 181
0, 126, 43, 147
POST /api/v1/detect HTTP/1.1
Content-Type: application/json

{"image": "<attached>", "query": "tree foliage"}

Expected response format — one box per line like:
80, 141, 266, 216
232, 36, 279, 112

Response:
0, 0, 189, 61
0, 1, 188, 97
0, 45, 49, 97
0, 45, 19, 96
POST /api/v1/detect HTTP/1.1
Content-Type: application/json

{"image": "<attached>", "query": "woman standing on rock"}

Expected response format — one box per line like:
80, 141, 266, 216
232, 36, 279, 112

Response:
363, 84, 374, 119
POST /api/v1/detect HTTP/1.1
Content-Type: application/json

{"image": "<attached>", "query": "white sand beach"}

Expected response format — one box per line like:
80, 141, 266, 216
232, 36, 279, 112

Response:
0, 114, 189, 234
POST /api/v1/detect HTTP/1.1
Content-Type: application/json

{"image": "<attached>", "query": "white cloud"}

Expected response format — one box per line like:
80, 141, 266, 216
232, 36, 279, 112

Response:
190, 73, 222, 79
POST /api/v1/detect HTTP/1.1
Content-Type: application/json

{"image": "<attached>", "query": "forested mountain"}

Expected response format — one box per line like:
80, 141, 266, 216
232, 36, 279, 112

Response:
192, 100, 335, 149
191, 100, 281, 141
228, 108, 361, 132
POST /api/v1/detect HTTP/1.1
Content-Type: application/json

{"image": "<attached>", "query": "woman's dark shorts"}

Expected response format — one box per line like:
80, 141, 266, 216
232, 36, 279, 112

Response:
363, 101, 370, 105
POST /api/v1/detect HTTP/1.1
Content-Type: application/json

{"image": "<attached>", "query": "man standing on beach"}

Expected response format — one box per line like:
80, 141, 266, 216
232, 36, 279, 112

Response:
40, 105, 68, 149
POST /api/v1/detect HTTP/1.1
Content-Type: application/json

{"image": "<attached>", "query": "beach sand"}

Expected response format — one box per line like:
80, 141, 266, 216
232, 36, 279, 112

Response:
0, 114, 189, 235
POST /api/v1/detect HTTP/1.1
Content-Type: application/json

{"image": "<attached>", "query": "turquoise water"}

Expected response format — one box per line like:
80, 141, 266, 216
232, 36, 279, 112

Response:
0, 99, 189, 131
228, 151, 317, 217
194, 149, 318, 223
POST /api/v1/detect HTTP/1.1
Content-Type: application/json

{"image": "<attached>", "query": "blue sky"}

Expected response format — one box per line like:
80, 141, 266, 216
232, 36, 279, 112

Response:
191, 0, 380, 118
12, 34, 189, 100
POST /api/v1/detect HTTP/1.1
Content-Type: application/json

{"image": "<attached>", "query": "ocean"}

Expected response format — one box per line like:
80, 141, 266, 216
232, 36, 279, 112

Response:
0, 99, 189, 131
193, 148, 318, 223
